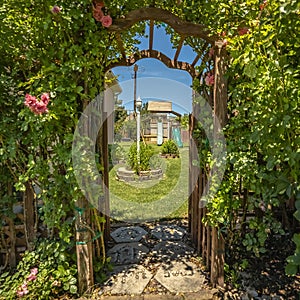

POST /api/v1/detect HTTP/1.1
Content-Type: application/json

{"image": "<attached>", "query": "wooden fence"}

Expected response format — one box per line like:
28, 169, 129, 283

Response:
188, 107, 225, 287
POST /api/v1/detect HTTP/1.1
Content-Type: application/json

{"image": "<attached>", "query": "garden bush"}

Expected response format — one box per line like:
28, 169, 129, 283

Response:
128, 143, 155, 173
0, 239, 78, 300
161, 140, 180, 157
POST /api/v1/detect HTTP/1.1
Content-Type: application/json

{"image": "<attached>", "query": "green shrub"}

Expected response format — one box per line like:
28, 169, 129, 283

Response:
161, 140, 180, 156
128, 143, 154, 173
109, 143, 126, 163
0, 239, 78, 300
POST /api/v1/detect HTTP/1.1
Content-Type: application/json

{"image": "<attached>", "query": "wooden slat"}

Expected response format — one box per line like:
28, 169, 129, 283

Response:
108, 8, 217, 43
190, 103, 197, 245
210, 227, 217, 285
213, 41, 228, 129
174, 36, 185, 62
206, 225, 211, 268
102, 112, 111, 242
210, 228, 225, 287
191, 54, 200, 67
197, 171, 203, 254
149, 20, 154, 50
188, 114, 193, 233
202, 208, 206, 261
197, 201, 202, 254
107, 49, 198, 77
217, 234, 225, 287
23, 183, 35, 251
7, 217, 16, 268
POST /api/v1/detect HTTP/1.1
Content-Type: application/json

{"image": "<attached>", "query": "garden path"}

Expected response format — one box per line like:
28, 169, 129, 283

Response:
94, 219, 218, 299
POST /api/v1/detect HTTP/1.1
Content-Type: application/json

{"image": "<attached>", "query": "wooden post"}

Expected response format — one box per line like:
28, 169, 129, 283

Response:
76, 98, 94, 295
75, 197, 94, 295
5, 217, 16, 268
206, 225, 211, 269
101, 112, 110, 243
210, 228, 225, 286
213, 40, 228, 130
209, 40, 227, 287
188, 113, 193, 233
23, 182, 35, 251
189, 103, 200, 245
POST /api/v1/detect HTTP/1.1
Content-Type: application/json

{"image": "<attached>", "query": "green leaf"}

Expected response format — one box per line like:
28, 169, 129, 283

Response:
295, 200, 300, 210
70, 284, 78, 294
285, 263, 298, 275
292, 234, 300, 248
293, 210, 300, 222
69, 277, 77, 285
266, 157, 275, 171
276, 177, 290, 195
75, 86, 83, 94
243, 62, 257, 78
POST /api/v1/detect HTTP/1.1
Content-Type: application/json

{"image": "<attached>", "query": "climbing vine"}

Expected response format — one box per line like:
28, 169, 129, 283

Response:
0, 0, 299, 297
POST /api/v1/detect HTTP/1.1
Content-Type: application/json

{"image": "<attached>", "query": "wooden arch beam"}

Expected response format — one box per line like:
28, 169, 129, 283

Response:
107, 49, 198, 78
107, 7, 217, 43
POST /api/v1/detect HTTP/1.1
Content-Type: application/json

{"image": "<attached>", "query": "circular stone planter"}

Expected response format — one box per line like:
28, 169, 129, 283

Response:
116, 167, 163, 182
160, 153, 179, 159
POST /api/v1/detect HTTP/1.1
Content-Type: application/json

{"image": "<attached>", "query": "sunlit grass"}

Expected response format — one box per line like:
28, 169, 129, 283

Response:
108, 146, 189, 222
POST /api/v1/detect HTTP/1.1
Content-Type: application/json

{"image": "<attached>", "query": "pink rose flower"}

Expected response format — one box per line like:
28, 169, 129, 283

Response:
93, 7, 104, 22
33, 101, 48, 114
27, 274, 37, 281
238, 27, 250, 36
17, 290, 26, 297
41, 93, 50, 105
30, 267, 38, 275
24, 93, 50, 114
205, 73, 214, 86
24, 94, 37, 107
51, 5, 61, 14
101, 15, 112, 27
16, 283, 29, 297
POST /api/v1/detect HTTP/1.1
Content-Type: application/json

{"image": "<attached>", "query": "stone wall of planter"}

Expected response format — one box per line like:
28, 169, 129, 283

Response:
160, 154, 179, 159
116, 167, 163, 182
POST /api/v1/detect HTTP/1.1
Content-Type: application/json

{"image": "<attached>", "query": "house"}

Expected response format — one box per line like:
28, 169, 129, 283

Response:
142, 101, 182, 146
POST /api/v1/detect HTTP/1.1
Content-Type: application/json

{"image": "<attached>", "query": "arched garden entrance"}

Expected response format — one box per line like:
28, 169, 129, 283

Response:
97, 6, 228, 287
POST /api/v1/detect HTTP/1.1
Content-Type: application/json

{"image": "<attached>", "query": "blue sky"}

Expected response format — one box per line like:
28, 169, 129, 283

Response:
111, 24, 199, 114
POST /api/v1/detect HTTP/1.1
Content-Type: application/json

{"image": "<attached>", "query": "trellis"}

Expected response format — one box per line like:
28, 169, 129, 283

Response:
103, 7, 228, 287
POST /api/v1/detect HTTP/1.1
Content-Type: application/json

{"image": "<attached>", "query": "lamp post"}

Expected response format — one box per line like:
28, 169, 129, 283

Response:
133, 64, 138, 113
136, 96, 142, 173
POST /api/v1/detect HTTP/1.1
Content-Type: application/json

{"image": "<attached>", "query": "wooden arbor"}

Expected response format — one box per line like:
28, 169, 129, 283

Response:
103, 7, 228, 287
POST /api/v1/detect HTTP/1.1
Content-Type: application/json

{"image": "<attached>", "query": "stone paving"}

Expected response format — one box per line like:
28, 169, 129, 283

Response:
98, 222, 218, 299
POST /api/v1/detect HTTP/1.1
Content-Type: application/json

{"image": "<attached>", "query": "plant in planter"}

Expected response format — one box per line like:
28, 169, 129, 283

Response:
127, 143, 155, 174
161, 140, 180, 158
